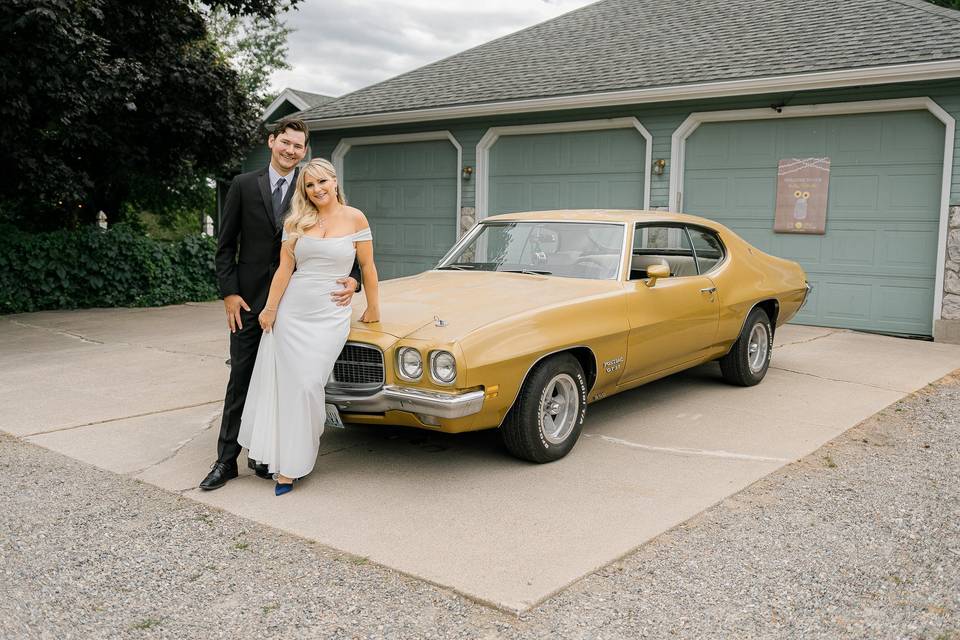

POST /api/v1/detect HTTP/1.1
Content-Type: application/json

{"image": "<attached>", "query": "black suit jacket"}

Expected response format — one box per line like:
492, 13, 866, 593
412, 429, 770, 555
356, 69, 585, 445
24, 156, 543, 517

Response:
216, 166, 361, 312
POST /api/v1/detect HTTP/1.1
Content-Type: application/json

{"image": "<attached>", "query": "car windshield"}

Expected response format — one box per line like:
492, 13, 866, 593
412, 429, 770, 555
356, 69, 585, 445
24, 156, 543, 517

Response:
437, 221, 625, 280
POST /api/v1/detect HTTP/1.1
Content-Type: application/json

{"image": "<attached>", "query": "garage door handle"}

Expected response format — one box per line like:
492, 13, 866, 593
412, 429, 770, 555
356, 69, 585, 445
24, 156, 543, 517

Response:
700, 287, 716, 294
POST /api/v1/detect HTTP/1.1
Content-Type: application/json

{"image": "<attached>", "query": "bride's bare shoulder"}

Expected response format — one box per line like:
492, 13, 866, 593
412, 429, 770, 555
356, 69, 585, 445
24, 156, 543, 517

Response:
344, 206, 370, 230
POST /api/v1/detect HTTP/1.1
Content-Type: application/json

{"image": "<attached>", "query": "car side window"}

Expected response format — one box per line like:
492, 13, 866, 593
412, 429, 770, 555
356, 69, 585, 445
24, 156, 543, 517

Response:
686, 227, 725, 274
630, 224, 697, 280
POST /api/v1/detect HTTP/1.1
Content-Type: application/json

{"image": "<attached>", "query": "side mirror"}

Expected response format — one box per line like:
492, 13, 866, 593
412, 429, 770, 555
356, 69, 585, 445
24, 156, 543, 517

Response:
644, 264, 670, 287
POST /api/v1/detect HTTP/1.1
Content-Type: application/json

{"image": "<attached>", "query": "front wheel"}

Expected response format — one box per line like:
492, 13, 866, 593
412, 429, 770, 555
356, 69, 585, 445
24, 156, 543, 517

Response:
500, 354, 587, 463
719, 307, 773, 386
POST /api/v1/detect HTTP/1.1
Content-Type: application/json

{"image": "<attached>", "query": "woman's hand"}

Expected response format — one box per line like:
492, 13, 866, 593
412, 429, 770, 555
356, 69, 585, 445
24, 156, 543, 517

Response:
359, 306, 380, 323
259, 307, 277, 332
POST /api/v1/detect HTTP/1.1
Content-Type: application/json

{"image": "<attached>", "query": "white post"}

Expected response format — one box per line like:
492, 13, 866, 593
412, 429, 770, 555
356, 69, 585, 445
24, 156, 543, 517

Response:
97, 211, 108, 229
202, 215, 214, 236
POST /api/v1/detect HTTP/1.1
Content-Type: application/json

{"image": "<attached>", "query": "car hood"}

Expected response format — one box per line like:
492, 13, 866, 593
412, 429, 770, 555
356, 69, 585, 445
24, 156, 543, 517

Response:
351, 270, 621, 342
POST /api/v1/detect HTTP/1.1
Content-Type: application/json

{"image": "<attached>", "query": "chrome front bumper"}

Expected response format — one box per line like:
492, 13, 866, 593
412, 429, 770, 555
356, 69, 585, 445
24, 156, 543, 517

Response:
326, 385, 485, 420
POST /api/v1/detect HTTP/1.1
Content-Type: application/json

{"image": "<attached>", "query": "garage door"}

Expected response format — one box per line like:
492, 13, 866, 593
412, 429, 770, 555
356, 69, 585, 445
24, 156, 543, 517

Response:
489, 128, 646, 214
682, 110, 944, 336
342, 140, 458, 279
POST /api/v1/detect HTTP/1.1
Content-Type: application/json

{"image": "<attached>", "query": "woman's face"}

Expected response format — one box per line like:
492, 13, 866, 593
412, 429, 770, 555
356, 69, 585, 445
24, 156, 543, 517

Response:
303, 169, 337, 208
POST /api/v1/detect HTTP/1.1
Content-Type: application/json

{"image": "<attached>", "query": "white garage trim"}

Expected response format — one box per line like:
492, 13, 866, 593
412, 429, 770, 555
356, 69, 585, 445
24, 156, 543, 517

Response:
476, 118, 654, 221
668, 97, 956, 326
331, 131, 464, 236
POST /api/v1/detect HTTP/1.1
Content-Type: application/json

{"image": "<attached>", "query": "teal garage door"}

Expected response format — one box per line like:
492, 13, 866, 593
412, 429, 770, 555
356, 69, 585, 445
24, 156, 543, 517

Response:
682, 110, 944, 336
489, 128, 646, 214
342, 140, 458, 279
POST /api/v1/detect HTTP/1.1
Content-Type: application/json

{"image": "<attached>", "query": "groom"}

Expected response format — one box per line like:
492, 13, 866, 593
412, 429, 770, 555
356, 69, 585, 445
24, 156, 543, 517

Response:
200, 117, 361, 490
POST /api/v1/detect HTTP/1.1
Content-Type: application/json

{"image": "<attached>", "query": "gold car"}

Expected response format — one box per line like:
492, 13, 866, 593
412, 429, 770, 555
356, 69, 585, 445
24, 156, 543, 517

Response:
326, 210, 810, 463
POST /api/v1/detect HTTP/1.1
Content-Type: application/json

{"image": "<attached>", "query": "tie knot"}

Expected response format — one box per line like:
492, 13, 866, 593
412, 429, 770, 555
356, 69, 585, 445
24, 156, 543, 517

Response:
276, 177, 285, 188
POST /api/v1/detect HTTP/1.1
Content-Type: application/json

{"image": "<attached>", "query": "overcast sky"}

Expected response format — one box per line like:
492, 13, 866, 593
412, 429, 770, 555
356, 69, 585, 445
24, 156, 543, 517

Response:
270, 0, 597, 98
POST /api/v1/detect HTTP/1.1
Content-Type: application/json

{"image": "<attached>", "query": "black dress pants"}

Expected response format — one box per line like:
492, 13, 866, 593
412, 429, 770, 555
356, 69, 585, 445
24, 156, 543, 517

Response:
216, 307, 263, 465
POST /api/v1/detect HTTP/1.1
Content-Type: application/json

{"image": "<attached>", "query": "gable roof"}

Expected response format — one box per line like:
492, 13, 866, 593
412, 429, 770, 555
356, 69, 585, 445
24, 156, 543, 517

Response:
299, 0, 960, 129
263, 88, 335, 121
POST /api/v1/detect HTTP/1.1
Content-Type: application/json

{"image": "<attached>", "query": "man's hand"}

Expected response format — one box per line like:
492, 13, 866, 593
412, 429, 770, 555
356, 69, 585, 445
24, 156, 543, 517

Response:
224, 294, 250, 333
331, 277, 359, 306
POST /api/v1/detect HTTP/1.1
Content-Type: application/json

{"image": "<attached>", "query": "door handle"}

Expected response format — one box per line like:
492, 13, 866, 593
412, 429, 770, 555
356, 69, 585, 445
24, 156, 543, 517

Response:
700, 286, 717, 294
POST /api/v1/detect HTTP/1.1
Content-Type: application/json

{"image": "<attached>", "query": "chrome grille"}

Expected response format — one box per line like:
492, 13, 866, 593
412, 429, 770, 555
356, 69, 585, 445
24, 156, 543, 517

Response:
331, 342, 384, 388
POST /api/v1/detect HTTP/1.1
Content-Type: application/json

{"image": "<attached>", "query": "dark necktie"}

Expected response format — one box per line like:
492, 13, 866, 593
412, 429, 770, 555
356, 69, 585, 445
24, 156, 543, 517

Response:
272, 177, 286, 224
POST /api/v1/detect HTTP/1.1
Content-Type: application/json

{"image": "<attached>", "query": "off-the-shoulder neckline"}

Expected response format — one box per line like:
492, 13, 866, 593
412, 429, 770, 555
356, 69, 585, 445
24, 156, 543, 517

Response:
295, 228, 371, 241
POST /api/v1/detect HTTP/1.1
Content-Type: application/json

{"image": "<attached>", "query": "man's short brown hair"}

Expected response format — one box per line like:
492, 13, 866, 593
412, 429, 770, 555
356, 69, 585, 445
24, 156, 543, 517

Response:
269, 117, 309, 142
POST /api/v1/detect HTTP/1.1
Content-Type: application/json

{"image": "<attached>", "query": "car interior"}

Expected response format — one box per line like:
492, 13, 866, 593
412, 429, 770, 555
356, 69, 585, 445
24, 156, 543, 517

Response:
629, 225, 724, 280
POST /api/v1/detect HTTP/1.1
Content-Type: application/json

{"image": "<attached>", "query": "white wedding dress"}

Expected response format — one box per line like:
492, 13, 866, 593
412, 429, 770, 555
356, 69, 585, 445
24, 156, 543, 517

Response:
238, 227, 372, 478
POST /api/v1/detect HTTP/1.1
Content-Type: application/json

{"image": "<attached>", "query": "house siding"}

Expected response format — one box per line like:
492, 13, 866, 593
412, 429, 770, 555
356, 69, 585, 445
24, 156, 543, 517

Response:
310, 79, 960, 210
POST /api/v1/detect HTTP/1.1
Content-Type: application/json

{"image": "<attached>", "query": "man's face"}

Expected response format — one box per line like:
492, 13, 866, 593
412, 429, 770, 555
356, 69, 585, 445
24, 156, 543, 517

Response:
268, 128, 307, 174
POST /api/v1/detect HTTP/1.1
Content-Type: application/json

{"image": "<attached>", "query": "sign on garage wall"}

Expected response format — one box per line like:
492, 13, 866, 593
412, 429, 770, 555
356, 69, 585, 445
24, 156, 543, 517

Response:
774, 157, 831, 234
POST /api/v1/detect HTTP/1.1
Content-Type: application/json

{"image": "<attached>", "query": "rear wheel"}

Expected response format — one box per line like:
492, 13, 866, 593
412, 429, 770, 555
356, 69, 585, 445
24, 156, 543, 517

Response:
500, 354, 587, 463
719, 307, 772, 386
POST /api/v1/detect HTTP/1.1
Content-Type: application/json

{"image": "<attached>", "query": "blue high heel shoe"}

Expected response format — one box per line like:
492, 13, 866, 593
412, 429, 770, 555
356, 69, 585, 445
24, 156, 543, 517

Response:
274, 479, 296, 496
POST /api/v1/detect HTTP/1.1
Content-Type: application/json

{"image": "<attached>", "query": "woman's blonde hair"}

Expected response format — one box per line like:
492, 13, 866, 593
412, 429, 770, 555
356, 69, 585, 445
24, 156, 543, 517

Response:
283, 158, 346, 247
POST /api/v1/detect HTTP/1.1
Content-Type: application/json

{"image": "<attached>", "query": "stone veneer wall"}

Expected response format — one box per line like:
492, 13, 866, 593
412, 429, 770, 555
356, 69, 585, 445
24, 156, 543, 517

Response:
943, 206, 960, 320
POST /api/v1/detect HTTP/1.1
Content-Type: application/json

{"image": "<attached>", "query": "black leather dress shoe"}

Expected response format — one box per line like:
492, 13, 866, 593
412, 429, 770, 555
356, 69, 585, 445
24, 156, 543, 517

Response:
247, 457, 272, 480
199, 462, 238, 490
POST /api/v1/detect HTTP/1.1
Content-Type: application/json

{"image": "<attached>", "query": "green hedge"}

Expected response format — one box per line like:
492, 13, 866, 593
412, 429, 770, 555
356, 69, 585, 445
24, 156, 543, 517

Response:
0, 224, 219, 314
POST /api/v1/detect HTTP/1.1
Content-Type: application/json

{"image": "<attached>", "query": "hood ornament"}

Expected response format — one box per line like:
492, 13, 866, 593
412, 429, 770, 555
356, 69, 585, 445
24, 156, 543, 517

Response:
434, 315, 447, 327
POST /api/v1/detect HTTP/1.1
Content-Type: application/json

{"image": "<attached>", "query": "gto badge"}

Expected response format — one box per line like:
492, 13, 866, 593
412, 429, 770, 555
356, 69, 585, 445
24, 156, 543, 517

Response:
603, 356, 624, 374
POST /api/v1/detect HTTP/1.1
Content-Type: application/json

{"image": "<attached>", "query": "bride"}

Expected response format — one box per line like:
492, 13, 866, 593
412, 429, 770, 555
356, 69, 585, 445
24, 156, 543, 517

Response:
238, 158, 380, 495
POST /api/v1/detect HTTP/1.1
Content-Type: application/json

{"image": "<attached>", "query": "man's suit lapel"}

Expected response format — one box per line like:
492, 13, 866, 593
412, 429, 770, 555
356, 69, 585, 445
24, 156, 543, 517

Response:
256, 168, 277, 232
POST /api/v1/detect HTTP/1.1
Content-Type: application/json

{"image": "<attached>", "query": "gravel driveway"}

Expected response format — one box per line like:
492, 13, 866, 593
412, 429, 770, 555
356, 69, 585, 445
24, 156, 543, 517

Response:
2, 374, 957, 639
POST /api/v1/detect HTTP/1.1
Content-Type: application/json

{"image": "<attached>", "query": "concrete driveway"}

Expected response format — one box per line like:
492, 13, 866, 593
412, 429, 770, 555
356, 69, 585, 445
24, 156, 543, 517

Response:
3, 303, 959, 612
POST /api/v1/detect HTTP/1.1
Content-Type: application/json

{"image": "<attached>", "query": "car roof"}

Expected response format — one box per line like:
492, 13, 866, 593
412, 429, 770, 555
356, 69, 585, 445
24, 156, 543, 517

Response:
483, 209, 719, 227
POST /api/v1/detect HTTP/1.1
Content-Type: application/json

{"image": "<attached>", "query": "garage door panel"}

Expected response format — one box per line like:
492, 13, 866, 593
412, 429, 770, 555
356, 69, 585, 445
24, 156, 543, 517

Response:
879, 226, 940, 273
609, 180, 643, 207
684, 177, 728, 211
777, 234, 824, 264
822, 230, 875, 267
829, 174, 881, 210
531, 182, 562, 209
683, 110, 943, 335
344, 139, 457, 279
876, 284, 934, 326
489, 128, 646, 215
781, 120, 828, 156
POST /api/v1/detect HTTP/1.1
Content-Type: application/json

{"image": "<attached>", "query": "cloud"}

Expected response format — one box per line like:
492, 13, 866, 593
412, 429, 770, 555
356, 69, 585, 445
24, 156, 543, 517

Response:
270, 0, 597, 97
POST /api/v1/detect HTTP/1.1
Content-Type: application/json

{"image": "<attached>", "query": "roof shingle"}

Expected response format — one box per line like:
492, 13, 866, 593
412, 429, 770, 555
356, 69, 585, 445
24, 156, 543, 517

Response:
299, 0, 960, 122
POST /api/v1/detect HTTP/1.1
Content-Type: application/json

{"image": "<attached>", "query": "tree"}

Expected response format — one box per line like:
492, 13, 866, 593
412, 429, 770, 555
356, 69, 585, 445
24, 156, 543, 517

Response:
0, 0, 298, 231
204, 2, 293, 102
925, 0, 960, 9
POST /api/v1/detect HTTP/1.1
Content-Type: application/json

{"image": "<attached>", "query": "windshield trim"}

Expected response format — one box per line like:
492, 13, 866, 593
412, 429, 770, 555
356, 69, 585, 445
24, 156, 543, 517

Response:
435, 219, 629, 281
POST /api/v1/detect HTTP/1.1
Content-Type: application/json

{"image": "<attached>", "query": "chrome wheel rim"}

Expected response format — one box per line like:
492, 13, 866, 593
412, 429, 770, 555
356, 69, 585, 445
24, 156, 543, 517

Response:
540, 373, 579, 445
747, 323, 769, 374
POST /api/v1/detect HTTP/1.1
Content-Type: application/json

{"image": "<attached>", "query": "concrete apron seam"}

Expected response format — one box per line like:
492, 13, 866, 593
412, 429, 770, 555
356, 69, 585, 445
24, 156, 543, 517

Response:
20, 400, 222, 437
7, 318, 105, 344
581, 433, 792, 462
6, 317, 219, 358
771, 327, 846, 348
769, 365, 904, 392
126, 408, 222, 477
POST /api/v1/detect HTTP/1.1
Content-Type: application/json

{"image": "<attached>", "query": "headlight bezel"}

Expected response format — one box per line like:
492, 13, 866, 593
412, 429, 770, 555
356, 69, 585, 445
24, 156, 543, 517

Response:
429, 349, 457, 385
396, 346, 423, 382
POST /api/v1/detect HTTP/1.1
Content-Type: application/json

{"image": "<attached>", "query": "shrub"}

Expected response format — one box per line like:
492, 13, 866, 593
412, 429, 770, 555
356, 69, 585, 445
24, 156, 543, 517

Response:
0, 223, 219, 313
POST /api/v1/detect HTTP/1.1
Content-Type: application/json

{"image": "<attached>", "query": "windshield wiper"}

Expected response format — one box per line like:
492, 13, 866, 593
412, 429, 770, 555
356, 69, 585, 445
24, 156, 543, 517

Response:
501, 269, 552, 276
438, 264, 476, 271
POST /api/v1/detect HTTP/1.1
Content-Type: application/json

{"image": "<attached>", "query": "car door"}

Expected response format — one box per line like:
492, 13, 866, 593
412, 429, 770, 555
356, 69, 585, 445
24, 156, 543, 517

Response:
620, 224, 720, 383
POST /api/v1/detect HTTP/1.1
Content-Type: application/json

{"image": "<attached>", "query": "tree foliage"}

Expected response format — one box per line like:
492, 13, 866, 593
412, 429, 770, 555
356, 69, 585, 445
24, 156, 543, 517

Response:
924, 0, 960, 9
0, 0, 297, 232
204, 2, 293, 101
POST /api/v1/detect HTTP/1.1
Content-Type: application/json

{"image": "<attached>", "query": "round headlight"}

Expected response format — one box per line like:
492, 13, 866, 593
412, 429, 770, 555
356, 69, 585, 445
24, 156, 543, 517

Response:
430, 350, 456, 384
398, 347, 422, 380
